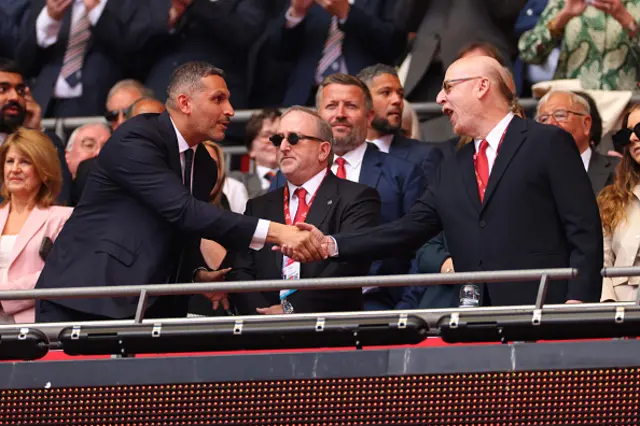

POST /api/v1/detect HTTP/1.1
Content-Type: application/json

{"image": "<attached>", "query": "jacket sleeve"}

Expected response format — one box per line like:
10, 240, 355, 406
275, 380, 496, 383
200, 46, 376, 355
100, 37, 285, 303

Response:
416, 232, 450, 273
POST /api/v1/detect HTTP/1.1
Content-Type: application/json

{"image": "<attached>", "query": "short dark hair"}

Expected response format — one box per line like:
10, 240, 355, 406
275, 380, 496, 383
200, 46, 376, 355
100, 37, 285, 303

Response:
244, 108, 282, 151
166, 61, 224, 108
316, 73, 373, 112
357, 64, 399, 86
457, 42, 506, 66
573, 91, 602, 147
0, 58, 23, 76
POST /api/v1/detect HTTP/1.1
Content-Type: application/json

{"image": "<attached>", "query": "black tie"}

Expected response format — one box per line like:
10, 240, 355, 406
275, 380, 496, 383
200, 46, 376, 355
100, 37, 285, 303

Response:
183, 148, 194, 192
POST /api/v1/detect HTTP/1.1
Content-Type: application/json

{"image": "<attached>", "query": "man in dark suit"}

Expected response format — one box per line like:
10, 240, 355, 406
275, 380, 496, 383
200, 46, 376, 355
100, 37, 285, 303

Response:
289, 56, 603, 306
35, 62, 325, 322
227, 106, 380, 315
535, 90, 617, 195
270, 0, 406, 107
357, 63, 442, 179
16, 0, 152, 117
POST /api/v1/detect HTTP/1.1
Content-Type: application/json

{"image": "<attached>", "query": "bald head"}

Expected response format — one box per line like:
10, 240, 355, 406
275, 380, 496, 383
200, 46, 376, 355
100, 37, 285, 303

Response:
129, 97, 166, 118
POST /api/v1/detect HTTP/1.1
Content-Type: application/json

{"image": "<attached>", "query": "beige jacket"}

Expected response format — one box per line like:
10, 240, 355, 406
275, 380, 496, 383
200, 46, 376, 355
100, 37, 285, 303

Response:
601, 186, 640, 302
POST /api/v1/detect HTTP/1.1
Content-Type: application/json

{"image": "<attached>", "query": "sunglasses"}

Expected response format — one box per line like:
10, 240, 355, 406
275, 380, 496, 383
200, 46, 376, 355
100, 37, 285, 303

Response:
269, 132, 325, 147
104, 107, 130, 122
612, 122, 640, 152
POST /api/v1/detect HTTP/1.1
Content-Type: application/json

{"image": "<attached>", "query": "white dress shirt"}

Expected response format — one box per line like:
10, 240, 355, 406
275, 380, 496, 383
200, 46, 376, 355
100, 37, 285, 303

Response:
256, 165, 278, 190
473, 113, 514, 174
36, 0, 108, 98
223, 177, 249, 214
169, 118, 268, 250
581, 146, 592, 172
331, 141, 368, 183
368, 134, 394, 154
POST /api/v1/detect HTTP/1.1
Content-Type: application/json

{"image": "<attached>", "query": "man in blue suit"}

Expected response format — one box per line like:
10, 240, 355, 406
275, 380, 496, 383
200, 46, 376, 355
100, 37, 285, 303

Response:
273, 73, 426, 310
358, 64, 442, 180
269, 0, 406, 107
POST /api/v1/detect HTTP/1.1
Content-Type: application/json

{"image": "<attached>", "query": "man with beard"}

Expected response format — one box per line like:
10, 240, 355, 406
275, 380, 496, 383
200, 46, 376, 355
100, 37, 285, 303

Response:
0, 58, 72, 204
358, 64, 442, 181
274, 73, 427, 311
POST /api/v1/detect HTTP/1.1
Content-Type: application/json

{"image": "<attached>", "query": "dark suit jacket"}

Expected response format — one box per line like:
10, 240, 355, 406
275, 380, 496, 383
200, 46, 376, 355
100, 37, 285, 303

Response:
271, 143, 427, 309
335, 117, 603, 306
270, 0, 406, 106
16, 0, 153, 116
388, 132, 443, 181
228, 172, 380, 314
36, 111, 259, 319
588, 150, 617, 196
0, 0, 28, 59
142, 0, 268, 110
71, 157, 96, 206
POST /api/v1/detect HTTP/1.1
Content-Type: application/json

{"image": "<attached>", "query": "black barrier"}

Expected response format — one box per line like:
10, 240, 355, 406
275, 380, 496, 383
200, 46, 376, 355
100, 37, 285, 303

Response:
0, 328, 48, 360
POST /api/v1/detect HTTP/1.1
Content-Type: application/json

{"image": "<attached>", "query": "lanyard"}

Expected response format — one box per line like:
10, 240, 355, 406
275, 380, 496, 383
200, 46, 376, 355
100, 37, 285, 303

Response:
283, 169, 328, 225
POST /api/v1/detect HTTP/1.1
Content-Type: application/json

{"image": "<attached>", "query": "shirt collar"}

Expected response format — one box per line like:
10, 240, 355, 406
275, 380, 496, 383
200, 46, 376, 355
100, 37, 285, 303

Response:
256, 165, 277, 178
336, 141, 368, 167
286, 168, 327, 201
170, 117, 193, 154
474, 113, 514, 151
581, 146, 592, 172
367, 134, 394, 153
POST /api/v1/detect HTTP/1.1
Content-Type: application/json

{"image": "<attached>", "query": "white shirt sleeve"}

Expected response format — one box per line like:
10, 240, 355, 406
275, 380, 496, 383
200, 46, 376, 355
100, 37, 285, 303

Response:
285, 8, 305, 28
249, 219, 270, 251
36, 6, 63, 48
87, 0, 109, 26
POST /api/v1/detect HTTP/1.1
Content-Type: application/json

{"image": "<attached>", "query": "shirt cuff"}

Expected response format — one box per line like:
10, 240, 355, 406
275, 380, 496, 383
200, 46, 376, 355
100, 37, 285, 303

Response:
329, 236, 339, 257
36, 6, 63, 48
285, 8, 304, 28
87, 0, 109, 26
249, 219, 270, 250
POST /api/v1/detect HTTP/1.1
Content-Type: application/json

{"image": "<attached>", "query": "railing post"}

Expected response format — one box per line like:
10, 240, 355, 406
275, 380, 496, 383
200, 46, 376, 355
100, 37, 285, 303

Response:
134, 289, 149, 324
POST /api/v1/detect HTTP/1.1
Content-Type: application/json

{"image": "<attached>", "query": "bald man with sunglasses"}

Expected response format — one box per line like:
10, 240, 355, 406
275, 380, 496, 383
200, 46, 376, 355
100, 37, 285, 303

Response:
225, 106, 380, 315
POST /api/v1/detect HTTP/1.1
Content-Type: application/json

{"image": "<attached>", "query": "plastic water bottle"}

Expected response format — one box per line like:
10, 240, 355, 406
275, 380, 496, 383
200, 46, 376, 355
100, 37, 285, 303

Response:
459, 284, 480, 308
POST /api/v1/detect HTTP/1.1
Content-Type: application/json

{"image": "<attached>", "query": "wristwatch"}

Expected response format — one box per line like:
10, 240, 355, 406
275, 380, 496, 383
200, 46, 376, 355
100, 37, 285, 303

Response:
546, 17, 564, 39
281, 298, 295, 314
192, 266, 211, 283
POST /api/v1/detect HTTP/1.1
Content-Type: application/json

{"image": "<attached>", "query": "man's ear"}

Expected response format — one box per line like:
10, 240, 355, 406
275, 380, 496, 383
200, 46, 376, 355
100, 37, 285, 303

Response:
319, 141, 332, 162
176, 93, 191, 115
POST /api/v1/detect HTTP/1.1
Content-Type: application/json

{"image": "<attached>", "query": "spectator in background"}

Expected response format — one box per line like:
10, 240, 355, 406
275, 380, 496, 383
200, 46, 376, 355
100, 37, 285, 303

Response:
519, 0, 640, 90
65, 123, 110, 179
105, 80, 153, 131
357, 64, 442, 179
0, 59, 72, 205
0, 128, 72, 324
127, 96, 166, 118
230, 108, 281, 199
536, 90, 616, 195
202, 141, 249, 215
271, 0, 406, 107
401, 100, 421, 140
599, 104, 640, 302
16, 0, 151, 118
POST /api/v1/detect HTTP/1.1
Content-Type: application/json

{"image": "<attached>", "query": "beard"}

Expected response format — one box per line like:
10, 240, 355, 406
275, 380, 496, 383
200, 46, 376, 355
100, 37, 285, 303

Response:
0, 101, 25, 133
371, 115, 400, 135
333, 125, 367, 156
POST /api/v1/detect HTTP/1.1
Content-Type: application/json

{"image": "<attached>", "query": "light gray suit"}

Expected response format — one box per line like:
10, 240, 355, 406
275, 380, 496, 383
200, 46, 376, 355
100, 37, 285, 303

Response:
229, 171, 267, 200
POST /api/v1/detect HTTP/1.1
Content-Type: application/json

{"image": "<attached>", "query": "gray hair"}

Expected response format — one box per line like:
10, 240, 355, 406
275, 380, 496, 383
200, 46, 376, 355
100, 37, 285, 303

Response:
537, 90, 591, 117
106, 79, 153, 104
166, 61, 225, 109
66, 123, 111, 152
357, 63, 399, 86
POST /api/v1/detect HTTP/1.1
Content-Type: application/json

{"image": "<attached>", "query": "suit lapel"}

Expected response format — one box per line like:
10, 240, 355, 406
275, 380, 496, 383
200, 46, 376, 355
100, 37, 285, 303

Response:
360, 144, 382, 189
9, 206, 50, 266
158, 112, 183, 178
389, 134, 410, 161
480, 117, 527, 214
587, 151, 611, 194
267, 189, 287, 275
457, 141, 481, 211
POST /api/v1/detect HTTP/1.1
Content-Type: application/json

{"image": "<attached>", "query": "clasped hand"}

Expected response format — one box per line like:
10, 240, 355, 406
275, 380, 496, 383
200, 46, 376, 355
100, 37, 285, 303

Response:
272, 223, 334, 263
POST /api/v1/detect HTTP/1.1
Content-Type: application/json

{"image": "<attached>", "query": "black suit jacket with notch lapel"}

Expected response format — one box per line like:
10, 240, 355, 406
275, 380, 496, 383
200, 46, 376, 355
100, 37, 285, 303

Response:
389, 132, 443, 182
587, 150, 617, 196
335, 117, 604, 306
35, 111, 258, 319
227, 172, 380, 315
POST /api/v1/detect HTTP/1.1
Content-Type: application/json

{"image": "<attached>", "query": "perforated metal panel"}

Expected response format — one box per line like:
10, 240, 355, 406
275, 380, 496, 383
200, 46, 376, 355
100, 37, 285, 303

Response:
1, 368, 639, 425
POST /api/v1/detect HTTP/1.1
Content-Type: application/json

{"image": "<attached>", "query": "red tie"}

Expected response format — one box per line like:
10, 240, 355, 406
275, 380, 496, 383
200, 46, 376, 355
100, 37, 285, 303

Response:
335, 157, 347, 179
293, 187, 309, 224
475, 139, 490, 202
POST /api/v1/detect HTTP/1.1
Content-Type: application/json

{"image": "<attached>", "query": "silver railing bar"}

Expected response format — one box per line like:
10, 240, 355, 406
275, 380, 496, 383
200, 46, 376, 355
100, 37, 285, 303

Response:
535, 274, 549, 310
601, 266, 640, 278
0, 269, 576, 302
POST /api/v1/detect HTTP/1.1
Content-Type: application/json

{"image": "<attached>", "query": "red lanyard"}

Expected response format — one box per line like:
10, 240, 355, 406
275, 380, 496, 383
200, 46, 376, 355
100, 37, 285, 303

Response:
283, 169, 328, 225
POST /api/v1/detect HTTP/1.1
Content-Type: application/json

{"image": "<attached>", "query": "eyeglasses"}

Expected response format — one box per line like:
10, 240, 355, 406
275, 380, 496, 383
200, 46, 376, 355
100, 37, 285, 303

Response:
442, 76, 483, 94
269, 132, 325, 147
535, 109, 586, 124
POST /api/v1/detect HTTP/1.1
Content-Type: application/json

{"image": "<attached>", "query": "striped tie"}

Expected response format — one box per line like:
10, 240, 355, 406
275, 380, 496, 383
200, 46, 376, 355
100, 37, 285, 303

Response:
316, 16, 346, 81
60, 10, 91, 87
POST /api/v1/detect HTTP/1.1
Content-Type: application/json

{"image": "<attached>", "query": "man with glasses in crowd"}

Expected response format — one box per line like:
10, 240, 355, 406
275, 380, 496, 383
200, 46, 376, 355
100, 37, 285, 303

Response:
224, 106, 380, 315
104, 79, 153, 131
283, 55, 604, 307
535, 90, 617, 195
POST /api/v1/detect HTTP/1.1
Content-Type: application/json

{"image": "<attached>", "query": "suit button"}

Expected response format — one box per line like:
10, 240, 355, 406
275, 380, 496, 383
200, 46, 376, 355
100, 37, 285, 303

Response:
479, 220, 486, 228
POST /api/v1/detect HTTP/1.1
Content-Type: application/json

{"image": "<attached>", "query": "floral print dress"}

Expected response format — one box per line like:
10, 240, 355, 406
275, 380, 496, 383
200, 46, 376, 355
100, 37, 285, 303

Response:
518, 0, 640, 90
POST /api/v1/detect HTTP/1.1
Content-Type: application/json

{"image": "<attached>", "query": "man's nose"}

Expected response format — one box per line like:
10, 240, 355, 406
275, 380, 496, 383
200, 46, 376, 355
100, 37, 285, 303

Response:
436, 89, 446, 105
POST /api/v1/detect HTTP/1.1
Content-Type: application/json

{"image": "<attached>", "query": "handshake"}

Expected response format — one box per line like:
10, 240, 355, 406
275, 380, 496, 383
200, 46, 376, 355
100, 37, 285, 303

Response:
269, 222, 335, 263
